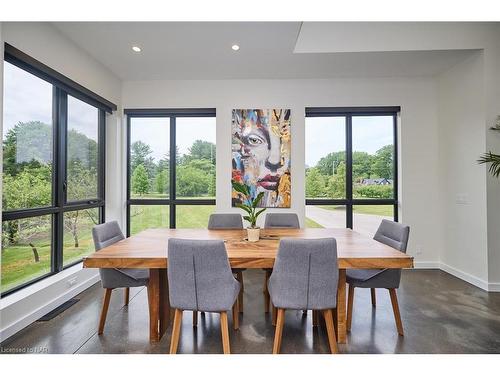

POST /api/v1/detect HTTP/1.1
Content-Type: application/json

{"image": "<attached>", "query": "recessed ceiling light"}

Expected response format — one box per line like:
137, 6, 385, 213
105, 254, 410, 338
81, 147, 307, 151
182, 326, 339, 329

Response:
132, 46, 142, 53
231, 44, 240, 51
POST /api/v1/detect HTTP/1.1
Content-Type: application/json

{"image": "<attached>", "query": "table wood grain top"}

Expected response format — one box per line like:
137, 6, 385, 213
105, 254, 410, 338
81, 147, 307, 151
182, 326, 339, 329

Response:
83, 228, 413, 269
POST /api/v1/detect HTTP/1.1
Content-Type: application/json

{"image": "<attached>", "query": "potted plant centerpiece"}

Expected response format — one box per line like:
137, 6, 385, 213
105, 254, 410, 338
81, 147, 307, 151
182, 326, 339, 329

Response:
232, 181, 266, 242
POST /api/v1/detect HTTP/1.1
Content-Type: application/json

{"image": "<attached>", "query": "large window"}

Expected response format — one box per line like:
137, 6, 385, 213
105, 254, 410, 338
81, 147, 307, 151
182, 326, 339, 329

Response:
126, 109, 216, 236
305, 107, 399, 237
1, 45, 113, 295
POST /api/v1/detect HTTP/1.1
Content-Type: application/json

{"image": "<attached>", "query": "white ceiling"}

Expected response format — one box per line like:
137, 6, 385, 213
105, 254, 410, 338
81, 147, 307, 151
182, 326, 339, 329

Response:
52, 22, 477, 81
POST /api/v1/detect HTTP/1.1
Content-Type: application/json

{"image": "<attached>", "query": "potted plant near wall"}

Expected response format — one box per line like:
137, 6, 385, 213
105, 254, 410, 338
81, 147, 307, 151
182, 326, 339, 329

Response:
478, 151, 500, 178
232, 181, 266, 242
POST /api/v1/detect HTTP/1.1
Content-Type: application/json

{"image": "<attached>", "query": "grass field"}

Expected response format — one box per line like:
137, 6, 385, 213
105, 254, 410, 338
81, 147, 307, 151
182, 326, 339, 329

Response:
130, 205, 216, 234
1, 210, 98, 293
318, 205, 393, 216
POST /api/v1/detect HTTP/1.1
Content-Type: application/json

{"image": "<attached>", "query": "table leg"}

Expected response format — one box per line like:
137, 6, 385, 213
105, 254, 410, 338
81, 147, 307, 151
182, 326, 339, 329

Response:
336, 269, 347, 343
159, 269, 170, 338
147, 268, 170, 342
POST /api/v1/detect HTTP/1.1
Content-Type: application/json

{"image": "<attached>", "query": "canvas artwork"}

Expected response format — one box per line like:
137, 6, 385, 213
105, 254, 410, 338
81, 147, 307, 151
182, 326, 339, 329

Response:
231, 109, 291, 208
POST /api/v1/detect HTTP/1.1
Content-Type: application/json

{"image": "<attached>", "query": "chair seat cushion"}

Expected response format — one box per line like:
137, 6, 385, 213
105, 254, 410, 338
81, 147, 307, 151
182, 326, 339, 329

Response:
100, 268, 149, 289
116, 268, 150, 281
346, 268, 401, 289
346, 269, 384, 282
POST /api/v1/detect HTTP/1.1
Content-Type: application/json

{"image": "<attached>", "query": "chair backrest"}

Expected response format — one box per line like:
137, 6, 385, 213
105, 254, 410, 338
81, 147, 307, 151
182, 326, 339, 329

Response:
208, 213, 243, 229
168, 238, 239, 312
92, 221, 126, 288
373, 219, 410, 253
268, 238, 338, 310
264, 213, 300, 229
92, 221, 125, 250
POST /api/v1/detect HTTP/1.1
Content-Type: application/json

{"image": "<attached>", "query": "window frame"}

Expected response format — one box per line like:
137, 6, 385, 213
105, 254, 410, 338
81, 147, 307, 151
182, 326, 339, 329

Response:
305, 106, 400, 228
125, 108, 217, 236
1, 44, 113, 296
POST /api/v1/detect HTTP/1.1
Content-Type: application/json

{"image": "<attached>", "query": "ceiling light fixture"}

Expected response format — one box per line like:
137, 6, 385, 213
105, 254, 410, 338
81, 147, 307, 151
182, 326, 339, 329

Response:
231, 44, 240, 51
132, 46, 142, 53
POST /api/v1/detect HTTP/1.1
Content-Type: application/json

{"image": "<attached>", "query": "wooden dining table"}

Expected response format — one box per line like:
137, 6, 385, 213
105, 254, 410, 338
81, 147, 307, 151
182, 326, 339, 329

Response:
83, 228, 413, 344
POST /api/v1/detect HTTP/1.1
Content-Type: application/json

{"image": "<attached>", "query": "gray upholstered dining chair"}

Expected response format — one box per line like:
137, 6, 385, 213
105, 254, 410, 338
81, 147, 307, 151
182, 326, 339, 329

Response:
92, 221, 150, 335
346, 219, 410, 336
264, 213, 300, 229
168, 238, 240, 354
268, 238, 339, 354
207, 213, 245, 314
263, 213, 300, 317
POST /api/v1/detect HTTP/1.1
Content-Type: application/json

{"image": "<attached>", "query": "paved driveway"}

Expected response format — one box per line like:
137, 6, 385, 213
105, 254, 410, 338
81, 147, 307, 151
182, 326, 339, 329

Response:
305, 205, 391, 237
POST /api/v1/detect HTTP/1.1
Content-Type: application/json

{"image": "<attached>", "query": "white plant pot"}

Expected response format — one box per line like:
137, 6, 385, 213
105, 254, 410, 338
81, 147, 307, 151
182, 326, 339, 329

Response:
247, 227, 260, 242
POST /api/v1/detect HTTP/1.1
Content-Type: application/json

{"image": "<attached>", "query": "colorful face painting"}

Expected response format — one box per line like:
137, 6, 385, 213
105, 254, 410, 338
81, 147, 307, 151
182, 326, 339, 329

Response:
232, 109, 291, 208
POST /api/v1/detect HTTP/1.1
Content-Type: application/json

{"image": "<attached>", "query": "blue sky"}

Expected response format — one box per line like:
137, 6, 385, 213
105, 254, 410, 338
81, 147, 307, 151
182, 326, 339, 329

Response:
305, 115, 393, 167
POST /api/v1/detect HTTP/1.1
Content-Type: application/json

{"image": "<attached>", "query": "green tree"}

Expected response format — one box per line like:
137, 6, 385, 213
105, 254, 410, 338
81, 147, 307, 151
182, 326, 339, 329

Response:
372, 145, 393, 179
317, 151, 345, 176
326, 162, 346, 198
352, 151, 374, 182
185, 140, 216, 163
176, 165, 211, 197
154, 170, 168, 194
2, 121, 52, 176
305, 168, 326, 198
130, 141, 156, 180
132, 164, 149, 196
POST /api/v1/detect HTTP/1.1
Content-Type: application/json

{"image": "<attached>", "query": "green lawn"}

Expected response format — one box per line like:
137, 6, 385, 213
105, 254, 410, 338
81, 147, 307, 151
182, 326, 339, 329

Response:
305, 217, 324, 228
1, 211, 97, 293
130, 205, 216, 235
318, 205, 393, 216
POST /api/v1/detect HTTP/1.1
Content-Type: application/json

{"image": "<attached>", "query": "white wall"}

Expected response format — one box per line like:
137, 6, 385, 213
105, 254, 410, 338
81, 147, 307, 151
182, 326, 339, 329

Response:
0, 22, 122, 341
121, 77, 443, 265
437, 51, 489, 287
483, 27, 500, 286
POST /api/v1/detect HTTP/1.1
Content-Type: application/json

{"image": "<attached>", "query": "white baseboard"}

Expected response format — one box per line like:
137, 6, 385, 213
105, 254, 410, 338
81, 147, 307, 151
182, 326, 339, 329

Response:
0, 273, 100, 342
487, 282, 500, 292
408, 261, 500, 292
437, 262, 490, 291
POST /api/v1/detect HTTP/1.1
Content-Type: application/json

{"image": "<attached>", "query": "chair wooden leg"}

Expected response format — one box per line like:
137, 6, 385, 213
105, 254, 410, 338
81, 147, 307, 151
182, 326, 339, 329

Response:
272, 308, 285, 354
236, 271, 244, 313
232, 299, 239, 330
192, 310, 198, 327
347, 285, 354, 332
388, 288, 404, 336
220, 311, 231, 354
98, 288, 112, 335
169, 309, 183, 354
322, 309, 339, 354
263, 270, 271, 313
371, 288, 376, 307
272, 303, 277, 326
124, 287, 130, 306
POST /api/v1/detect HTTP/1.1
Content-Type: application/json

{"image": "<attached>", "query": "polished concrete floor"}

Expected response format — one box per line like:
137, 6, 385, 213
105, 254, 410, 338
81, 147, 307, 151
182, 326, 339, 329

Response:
2, 269, 500, 354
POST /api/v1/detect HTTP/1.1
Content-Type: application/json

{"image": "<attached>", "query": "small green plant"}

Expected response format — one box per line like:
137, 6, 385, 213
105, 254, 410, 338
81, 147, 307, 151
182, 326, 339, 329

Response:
232, 181, 266, 228
478, 152, 500, 178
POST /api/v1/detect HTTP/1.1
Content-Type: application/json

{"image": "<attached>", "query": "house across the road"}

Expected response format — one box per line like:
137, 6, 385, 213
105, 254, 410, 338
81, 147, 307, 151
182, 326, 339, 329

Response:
361, 178, 393, 185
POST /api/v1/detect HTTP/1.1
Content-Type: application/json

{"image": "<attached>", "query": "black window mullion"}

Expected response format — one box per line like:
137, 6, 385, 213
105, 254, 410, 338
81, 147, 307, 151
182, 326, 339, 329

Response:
393, 114, 399, 222
54, 89, 67, 273
169, 117, 176, 228
50, 86, 59, 274
346, 115, 353, 229
126, 115, 131, 237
